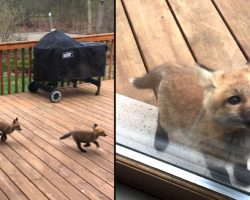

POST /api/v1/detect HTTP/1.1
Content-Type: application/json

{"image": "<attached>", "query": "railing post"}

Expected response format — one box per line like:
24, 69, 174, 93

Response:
109, 40, 114, 79
21, 48, 25, 92
7, 50, 11, 94
14, 49, 18, 93
0, 51, 3, 95
28, 47, 32, 82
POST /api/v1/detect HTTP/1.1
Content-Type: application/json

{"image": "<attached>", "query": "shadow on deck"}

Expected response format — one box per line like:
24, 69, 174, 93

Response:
0, 80, 114, 200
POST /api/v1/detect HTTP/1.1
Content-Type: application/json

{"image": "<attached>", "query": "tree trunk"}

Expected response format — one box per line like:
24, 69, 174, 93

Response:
87, 0, 92, 34
24, 10, 32, 28
96, 0, 104, 33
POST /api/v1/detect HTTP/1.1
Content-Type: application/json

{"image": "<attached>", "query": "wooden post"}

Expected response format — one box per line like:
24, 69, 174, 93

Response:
96, 0, 105, 33
21, 48, 25, 92
109, 40, 114, 79
7, 50, 11, 94
0, 51, 3, 95
28, 48, 32, 82
48, 12, 53, 31
14, 49, 18, 93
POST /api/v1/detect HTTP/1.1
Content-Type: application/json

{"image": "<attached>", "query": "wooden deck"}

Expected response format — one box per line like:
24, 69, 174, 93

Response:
0, 80, 114, 200
116, 0, 250, 104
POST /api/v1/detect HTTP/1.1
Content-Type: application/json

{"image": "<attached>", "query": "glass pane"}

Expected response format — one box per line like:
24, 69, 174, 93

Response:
116, 0, 250, 198
117, 91, 250, 197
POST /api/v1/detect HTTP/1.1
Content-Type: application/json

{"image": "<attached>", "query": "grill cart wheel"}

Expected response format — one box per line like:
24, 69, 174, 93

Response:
49, 89, 62, 103
28, 81, 39, 93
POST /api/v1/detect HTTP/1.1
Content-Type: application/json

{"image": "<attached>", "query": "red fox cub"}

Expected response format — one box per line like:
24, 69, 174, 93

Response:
59, 124, 107, 152
132, 63, 250, 186
0, 117, 22, 141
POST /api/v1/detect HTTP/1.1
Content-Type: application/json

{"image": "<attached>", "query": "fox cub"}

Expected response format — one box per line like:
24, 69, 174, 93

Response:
132, 63, 250, 186
59, 124, 107, 152
0, 117, 22, 141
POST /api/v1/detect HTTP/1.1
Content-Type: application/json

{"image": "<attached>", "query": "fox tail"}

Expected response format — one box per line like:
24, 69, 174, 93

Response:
130, 65, 166, 89
59, 132, 72, 140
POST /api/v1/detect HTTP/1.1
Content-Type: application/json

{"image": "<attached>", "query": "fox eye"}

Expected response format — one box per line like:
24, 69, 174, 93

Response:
228, 96, 241, 105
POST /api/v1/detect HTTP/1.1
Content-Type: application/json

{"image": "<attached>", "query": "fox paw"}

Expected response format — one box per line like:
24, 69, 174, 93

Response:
80, 149, 87, 153
209, 167, 231, 185
1, 136, 7, 141
234, 165, 250, 186
154, 131, 168, 151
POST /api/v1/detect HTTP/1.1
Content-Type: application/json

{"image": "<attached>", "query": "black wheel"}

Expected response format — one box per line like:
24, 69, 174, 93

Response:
49, 90, 62, 103
28, 81, 39, 93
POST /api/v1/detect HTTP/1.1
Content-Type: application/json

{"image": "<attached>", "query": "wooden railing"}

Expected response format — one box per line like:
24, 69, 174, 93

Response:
0, 33, 114, 95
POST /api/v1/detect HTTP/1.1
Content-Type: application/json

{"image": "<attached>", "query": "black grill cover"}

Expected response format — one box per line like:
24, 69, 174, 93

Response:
33, 30, 107, 82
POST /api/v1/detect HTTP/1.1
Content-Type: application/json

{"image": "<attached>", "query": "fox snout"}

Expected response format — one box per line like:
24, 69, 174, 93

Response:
240, 109, 250, 126
99, 131, 107, 137
14, 126, 22, 131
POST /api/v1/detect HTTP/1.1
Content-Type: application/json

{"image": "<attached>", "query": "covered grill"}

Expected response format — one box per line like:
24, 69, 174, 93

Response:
29, 30, 107, 102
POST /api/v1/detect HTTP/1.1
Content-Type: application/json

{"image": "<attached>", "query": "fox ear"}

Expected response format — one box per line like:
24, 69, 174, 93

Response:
92, 123, 98, 129
13, 117, 18, 124
195, 63, 216, 89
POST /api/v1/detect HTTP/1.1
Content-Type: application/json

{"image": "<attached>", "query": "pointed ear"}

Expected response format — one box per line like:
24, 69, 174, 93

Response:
195, 63, 215, 89
16, 117, 18, 121
92, 123, 98, 129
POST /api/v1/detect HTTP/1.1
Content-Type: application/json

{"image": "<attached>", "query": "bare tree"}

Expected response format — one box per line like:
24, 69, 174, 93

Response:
87, 0, 92, 34
23, 10, 32, 28
96, 0, 104, 33
0, 0, 23, 42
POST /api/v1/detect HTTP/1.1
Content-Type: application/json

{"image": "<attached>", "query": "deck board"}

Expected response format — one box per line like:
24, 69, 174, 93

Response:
0, 189, 8, 200
116, 0, 156, 105
122, 0, 194, 69
0, 143, 71, 200
168, 0, 246, 70
0, 169, 28, 200
0, 153, 48, 200
117, 0, 249, 101
213, 0, 250, 58
0, 80, 114, 200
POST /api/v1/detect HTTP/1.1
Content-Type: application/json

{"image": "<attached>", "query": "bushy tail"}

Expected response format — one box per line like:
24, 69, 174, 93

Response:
59, 132, 72, 140
130, 65, 165, 89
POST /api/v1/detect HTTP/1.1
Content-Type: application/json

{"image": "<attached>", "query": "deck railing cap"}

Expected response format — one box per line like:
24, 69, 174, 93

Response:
0, 32, 114, 51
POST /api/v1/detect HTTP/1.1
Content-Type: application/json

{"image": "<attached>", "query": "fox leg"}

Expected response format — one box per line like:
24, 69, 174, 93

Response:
76, 141, 86, 152
227, 130, 250, 186
233, 158, 250, 186
1, 132, 7, 141
93, 141, 100, 148
84, 142, 91, 147
154, 114, 168, 151
204, 155, 231, 184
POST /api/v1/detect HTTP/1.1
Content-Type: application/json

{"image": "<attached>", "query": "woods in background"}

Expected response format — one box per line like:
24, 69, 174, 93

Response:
0, 0, 114, 42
